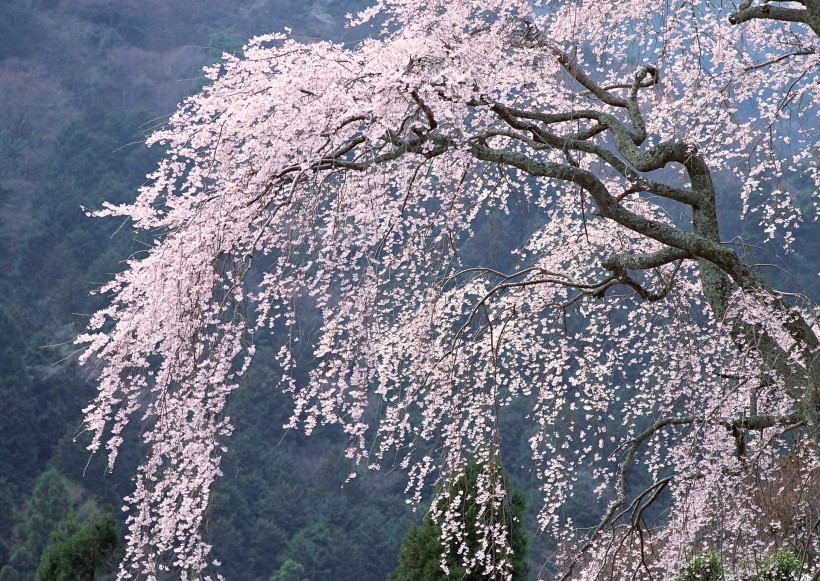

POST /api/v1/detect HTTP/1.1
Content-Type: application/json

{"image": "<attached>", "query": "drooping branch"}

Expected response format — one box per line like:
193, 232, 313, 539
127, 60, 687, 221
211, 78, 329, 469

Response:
560, 415, 697, 580
467, 132, 816, 410
78, 4, 820, 578
482, 51, 820, 424
560, 407, 806, 579
443, 50, 819, 424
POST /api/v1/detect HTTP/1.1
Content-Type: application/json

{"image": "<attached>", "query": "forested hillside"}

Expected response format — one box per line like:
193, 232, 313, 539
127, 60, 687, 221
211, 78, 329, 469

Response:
1, 1, 817, 580
0, 2, 421, 579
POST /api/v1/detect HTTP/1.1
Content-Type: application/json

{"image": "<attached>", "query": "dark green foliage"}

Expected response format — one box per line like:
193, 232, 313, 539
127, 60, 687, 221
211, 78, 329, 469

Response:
0, 552, 27, 581
25, 110, 161, 321
283, 523, 333, 580
35, 509, 119, 581
0, 304, 38, 512
271, 559, 308, 581
208, 28, 246, 59
507, 490, 529, 580
0, 469, 70, 580
209, 356, 416, 580
388, 521, 446, 581
388, 460, 528, 581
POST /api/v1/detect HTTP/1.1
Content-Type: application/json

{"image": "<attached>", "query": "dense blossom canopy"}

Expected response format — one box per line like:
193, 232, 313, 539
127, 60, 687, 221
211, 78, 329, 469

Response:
78, 1, 819, 579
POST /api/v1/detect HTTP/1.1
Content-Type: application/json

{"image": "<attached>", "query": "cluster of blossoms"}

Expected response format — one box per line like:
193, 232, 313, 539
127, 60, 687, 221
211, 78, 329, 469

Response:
78, 1, 818, 579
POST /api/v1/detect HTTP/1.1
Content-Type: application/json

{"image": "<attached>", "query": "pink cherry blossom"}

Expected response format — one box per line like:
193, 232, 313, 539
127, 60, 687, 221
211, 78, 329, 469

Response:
78, 2, 819, 579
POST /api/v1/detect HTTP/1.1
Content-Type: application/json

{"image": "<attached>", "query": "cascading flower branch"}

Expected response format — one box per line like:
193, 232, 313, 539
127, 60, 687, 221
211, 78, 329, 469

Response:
78, 1, 819, 579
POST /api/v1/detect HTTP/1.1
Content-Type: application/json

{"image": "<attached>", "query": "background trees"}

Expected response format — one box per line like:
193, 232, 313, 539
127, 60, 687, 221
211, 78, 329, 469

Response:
0, 2, 416, 579
0, 469, 69, 581
35, 509, 119, 581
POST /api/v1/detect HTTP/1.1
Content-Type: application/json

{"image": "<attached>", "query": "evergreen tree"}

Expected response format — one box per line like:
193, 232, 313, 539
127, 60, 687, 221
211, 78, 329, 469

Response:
389, 460, 528, 581
35, 509, 119, 581
270, 559, 309, 581
0, 469, 69, 580
283, 522, 333, 581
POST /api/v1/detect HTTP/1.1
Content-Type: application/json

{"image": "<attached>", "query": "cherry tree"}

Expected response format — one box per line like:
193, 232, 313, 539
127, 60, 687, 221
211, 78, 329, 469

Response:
77, 1, 819, 579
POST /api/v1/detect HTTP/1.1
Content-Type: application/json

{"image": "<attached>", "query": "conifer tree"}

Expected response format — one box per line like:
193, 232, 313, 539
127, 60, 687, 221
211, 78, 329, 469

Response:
389, 459, 528, 581
35, 509, 119, 581
0, 469, 69, 580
